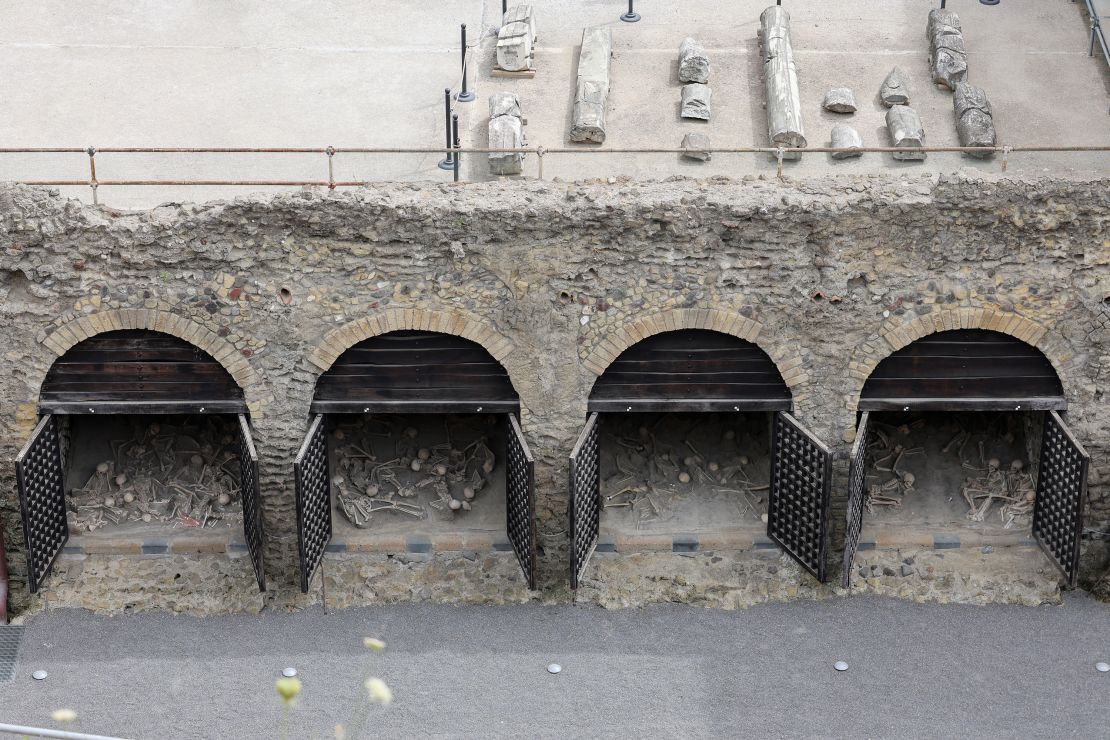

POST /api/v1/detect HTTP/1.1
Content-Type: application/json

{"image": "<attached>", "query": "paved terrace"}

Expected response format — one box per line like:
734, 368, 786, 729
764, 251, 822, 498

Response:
0, 0, 1108, 209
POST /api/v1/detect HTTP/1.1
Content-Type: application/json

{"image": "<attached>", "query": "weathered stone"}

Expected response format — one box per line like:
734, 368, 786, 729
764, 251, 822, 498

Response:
822, 87, 857, 113
488, 92, 525, 176
830, 124, 863, 159
570, 26, 612, 143
678, 37, 710, 83
927, 9, 967, 90
496, 5, 536, 72
680, 83, 711, 120
886, 104, 926, 160
760, 6, 806, 158
680, 132, 711, 161
953, 83, 996, 158
880, 66, 911, 107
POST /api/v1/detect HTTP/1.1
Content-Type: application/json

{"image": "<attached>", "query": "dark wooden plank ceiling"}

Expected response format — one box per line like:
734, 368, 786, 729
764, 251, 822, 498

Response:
859, 329, 1066, 411
588, 329, 791, 412
312, 330, 519, 414
39, 330, 246, 414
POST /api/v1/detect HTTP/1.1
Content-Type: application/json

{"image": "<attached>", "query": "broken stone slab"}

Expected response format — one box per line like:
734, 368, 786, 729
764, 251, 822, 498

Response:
953, 83, 996, 158
497, 18, 534, 72
678, 37, 710, 83
488, 92, 526, 175
681, 132, 711, 161
830, 124, 863, 159
822, 87, 857, 114
760, 6, 806, 159
680, 83, 712, 120
886, 104, 926, 160
570, 26, 612, 143
927, 8, 967, 90
880, 66, 911, 107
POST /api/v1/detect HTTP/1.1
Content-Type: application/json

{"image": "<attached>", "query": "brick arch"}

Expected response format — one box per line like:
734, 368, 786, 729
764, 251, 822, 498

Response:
582, 307, 808, 391
37, 308, 269, 413
846, 307, 1075, 411
305, 307, 522, 393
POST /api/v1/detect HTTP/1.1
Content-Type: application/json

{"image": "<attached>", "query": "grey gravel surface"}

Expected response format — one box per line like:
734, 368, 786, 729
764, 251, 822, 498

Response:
1, 594, 1108, 739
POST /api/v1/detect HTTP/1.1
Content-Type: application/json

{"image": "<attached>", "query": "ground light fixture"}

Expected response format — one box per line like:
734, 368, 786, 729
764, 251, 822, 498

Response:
1096, 662, 1109, 673
834, 661, 849, 672
547, 663, 562, 674
282, 667, 298, 677
31, 669, 47, 680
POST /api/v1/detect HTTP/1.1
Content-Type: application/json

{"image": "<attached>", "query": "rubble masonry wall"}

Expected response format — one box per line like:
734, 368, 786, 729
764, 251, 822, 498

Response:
0, 174, 1107, 613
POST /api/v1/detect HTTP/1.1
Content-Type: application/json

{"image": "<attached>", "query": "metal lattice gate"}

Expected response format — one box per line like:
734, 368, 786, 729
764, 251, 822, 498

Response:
237, 414, 266, 592
505, 415, 536, 589
767, 412, 833, 582
569, 413, 600, 590
295, 414, 332, 593
16, 414, 68, 594
841, 412, 871, 588
1033, 410, 1088, 588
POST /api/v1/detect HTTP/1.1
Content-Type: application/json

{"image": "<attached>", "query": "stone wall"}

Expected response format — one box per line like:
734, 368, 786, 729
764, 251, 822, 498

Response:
0, 173, 1107, 614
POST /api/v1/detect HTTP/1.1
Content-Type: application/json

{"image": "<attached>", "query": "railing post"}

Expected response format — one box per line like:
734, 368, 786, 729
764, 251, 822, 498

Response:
621, 0, 640, 23
458, 24, 475, 103
86, 146, 98, 205
452, 112, 461, 182
438, 88, 455, 170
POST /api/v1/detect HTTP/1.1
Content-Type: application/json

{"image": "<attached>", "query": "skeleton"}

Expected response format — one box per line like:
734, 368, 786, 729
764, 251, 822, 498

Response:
68, 417, 244, 533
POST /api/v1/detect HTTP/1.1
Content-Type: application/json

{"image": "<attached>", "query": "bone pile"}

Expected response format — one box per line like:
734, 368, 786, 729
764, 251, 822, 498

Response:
69, 418, 242, 532
601, 417, 768, 527
946, 424, 1035, 529
331, 417, 497, 529
864, 420, 925, 514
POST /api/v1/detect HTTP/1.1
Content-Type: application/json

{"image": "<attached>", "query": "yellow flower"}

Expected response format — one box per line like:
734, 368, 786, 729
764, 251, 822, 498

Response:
362, 637, 386, 652
275, 677, 302, 705
51, 709, 77, 724
364, 677, 393, 705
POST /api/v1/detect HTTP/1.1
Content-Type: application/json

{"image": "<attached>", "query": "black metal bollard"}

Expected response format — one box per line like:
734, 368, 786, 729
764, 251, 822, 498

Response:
502, 0, 507, 16
458, 24, 475, 102
621, 0, 640, 23
438, 88, 455, 170
452, 112, 461, 182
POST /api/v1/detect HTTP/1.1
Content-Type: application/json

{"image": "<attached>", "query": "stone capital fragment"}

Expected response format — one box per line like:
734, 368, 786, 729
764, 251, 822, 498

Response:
678, 37, 710, 84
880, 67, 911, 107
830, 124, 863, 159
927, 8, 967, 90
680, 83, 712, 121
681, 132, 711, 161
497, 13, 535, 72
823, 88, 857, 114
886, 105, 926, 160
953, 83, 996, 158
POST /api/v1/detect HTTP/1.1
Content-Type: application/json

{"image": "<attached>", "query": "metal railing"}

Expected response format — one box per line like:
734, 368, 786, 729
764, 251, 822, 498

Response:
2, 144, 1109, 204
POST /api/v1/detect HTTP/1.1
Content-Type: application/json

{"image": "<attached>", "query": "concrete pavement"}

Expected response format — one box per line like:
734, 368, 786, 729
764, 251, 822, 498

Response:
0, 594, 1108, 738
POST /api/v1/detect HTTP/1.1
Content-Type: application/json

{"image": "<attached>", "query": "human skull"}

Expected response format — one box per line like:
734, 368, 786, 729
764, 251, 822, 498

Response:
433, 464, 447, 477
678, 471, 691, 484
190, 454, 204, 467
217, 493, 232, 506
463, 486, 476, 500
738, 456, 750, 466
122, 492, 135, 504
988, 458, 1000, 472
403, 427, 419, 439
901, 472, 915, 488
417, 448, 431, 461
96, 462, 111, 475
410, 459, 422, 472
707, 461, 719, 472
448, 498, 462, 511
114, 473, 128, 488
1010, 459, 1024, 472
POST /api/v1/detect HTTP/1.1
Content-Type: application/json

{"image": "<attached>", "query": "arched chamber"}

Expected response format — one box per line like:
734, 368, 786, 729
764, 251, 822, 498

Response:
569, 329, 834, 588
842, 330, 1089, 588
294, 331, 536, 592
15, 330, 266, 594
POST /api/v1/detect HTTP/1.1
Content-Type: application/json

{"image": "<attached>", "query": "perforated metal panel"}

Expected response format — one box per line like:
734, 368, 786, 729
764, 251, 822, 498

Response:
295, 414, 331, 593
16, 414, 68, 594
841, 412, 871, 588
0, 625, 24, 681
1033, 411, 1087, 588
506, 414, 536, 589
569, 413, 600, 590
237, 414, 266, 593
767, 412, 832, 582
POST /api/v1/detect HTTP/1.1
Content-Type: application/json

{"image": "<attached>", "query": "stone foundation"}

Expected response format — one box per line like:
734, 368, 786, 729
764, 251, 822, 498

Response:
0, 174, 1106, 613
